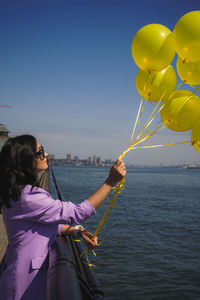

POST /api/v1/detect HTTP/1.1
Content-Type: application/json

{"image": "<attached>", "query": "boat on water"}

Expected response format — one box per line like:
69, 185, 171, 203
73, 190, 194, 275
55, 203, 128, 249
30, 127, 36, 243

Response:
181, 164, 200, 169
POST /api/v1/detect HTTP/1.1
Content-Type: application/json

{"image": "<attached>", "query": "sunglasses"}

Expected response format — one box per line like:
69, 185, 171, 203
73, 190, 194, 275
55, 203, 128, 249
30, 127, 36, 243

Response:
36, 145, 45, 160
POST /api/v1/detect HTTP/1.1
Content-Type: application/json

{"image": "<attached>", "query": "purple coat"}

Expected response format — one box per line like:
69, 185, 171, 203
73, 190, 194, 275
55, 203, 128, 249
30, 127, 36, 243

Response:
0, 185, 95, 299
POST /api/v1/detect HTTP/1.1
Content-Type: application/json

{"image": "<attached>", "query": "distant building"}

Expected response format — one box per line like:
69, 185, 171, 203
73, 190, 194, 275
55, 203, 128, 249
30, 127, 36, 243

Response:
66, 153, 71, 162
88, 156, 92, 164
105, 159, 112, 164
93, 155, 97, 164
74, 155, 79, 162
97, 157, 101, 164
48, 154, 55, 159
0, 124, 10, 152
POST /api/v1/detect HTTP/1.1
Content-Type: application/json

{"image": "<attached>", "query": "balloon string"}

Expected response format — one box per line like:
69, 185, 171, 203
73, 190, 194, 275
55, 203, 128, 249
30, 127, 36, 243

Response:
80, 246, 99, 268
137, 78, 148, 125
92, 178, 126, 238
129, 79, 153, 145
129, 97, 148, 145
92, 90, 165, 241
80, 179, 126, 267
131, 81, 165, 147
130, 97, 143, 144
118, 122, 166, 160
119, 97, 166, 160
177, 81, 184, 89
133, 140, 190, 149
191, 85, 200, 94
136, 92, 164, 140
137, 99, 148, 127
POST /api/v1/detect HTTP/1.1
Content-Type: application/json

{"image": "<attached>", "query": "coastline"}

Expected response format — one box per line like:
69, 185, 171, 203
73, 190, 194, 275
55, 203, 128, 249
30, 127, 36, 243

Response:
49, 159, 200, 170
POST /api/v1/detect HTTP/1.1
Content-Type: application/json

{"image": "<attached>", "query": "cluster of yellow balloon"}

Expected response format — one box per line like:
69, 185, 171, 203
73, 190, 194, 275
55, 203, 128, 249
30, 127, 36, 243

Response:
82, 12, 200, 267
173, 11, 200, 152
132, 10, 200, 153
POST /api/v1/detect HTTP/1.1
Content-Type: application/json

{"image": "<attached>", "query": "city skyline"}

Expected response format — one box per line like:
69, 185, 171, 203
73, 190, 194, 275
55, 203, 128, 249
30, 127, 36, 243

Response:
1, 0, 200, 166
66, 153, 103, 163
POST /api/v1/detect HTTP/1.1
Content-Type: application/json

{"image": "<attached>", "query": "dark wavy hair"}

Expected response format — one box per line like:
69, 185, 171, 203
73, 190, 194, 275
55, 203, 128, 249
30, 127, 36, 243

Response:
0, 135, 39, 212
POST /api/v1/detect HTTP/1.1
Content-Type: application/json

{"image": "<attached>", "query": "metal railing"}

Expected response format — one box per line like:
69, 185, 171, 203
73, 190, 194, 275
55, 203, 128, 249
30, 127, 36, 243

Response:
46, 167, 104, 300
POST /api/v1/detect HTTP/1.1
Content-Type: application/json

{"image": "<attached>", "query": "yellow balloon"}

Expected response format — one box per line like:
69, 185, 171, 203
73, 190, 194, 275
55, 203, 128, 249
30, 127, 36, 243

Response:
177, 56, 200, 85
132, 24, 175, 72
136, 65, 177, 102
191, 119, 200, 152
160, 90, 200, 132
173, 11, 200, 62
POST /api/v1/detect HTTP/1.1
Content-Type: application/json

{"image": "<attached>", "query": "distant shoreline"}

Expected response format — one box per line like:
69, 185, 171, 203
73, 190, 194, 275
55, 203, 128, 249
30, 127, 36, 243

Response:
49, 159, 200, 169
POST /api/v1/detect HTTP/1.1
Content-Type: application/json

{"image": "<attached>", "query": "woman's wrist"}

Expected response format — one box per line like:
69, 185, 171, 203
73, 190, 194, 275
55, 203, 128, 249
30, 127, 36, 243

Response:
104, 177, 117, 187
74, 225, 85, 238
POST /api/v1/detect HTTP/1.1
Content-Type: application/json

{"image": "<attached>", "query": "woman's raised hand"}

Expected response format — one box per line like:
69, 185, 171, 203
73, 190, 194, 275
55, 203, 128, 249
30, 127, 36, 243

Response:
105, 160, 126, 187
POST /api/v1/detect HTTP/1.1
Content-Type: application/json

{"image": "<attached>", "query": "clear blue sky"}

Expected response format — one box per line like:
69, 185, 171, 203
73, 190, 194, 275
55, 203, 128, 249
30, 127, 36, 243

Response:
1, 0, 200, 165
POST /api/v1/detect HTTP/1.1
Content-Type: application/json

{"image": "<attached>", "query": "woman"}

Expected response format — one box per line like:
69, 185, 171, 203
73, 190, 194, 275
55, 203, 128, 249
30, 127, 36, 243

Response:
0, 135, 126, 299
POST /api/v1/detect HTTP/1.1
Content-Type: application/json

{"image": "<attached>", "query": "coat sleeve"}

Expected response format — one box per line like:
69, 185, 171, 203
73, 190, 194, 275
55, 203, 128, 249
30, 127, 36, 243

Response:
12, 186, 95, 225
57, 224, 64, 235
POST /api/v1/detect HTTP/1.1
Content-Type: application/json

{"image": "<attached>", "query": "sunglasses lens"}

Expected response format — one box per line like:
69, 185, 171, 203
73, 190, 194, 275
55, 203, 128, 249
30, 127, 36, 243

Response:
36, 146, 45, 160
41, 146, 44, 159
41, 146, 45, 159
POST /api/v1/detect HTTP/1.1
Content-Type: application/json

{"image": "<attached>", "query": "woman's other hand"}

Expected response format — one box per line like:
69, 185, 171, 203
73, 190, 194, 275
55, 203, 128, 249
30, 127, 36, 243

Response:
80, 229, 98, 250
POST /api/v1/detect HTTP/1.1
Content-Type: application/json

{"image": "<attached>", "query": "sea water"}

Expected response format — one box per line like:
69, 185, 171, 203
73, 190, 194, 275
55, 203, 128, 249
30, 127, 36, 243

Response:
52, 165, 200, 300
